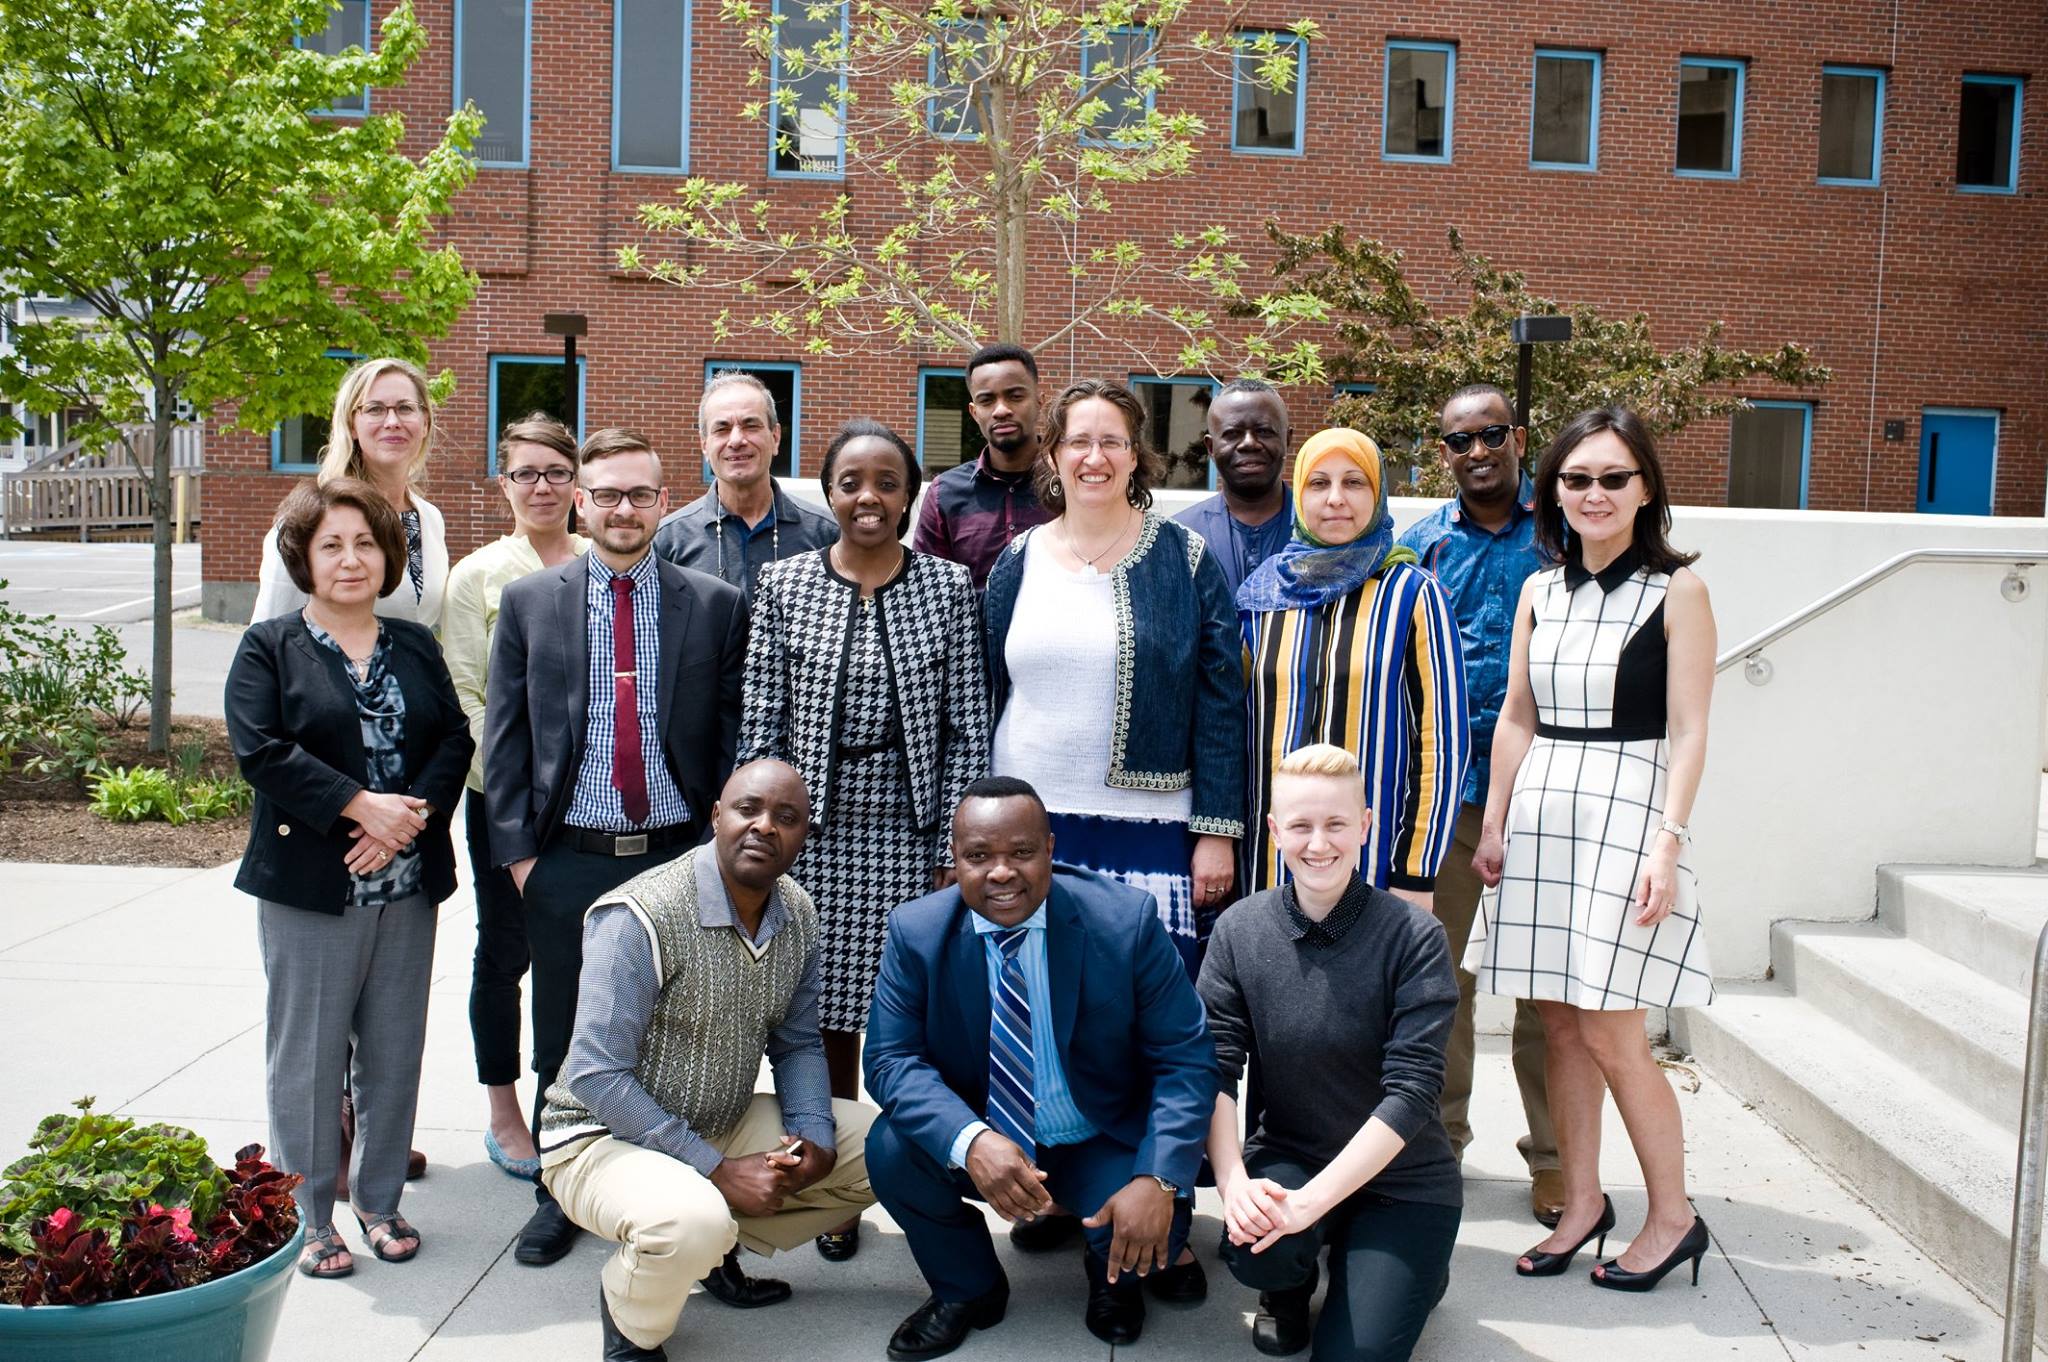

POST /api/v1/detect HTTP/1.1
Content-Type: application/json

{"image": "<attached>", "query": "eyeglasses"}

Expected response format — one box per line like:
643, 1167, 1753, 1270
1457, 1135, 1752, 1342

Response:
584, 486, 662, 508
505, 466, 574, 486
1060, 435, 1132, 456
358, 401, 423, 422
1440, 424, 1511, 454
1557, 469, 1644, 492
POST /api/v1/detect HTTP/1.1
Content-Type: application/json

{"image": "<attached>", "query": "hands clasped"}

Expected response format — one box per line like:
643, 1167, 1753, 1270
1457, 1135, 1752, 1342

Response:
1221, 1174, 1320, 1253
709, 1135, 837, 1218
343, 791, 431, 876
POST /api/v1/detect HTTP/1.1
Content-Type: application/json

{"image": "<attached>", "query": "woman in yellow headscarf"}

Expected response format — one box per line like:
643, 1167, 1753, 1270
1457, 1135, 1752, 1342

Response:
1237, 430, 1470, 907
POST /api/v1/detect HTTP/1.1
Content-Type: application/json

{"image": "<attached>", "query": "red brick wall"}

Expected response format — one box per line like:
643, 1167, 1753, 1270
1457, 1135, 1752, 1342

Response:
202, 0, 2047, 600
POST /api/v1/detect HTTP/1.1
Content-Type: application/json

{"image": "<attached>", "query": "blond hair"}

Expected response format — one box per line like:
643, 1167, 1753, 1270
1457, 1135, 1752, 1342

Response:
319, 357, 437, 486
1273, 743, 1368, 803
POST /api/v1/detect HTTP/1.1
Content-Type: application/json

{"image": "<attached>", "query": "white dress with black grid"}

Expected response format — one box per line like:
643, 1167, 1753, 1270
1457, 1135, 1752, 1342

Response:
1465, 549, 1714, 1010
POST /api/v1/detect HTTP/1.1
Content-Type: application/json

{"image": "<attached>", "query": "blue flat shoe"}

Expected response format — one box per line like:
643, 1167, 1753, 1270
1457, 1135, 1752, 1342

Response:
485, 1128, 541, 1180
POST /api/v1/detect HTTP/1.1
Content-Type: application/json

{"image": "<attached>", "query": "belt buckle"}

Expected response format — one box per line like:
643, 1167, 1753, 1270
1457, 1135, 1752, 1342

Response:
614, 833, 649, 857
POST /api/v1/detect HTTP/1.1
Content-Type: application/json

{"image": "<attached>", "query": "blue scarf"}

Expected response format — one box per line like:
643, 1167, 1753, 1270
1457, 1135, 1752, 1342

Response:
1235, 516, 1414, 611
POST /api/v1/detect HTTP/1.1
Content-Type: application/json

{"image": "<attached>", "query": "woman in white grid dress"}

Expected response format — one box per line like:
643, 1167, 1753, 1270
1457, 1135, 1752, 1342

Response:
1468, 408, 1717, 1294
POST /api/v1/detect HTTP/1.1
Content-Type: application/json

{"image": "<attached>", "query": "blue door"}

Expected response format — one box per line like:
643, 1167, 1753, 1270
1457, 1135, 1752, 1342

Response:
1918, 409, 1997, 515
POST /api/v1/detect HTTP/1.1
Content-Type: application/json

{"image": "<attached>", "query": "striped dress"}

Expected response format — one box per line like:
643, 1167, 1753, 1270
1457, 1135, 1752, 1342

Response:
1241, 560, 1469, 894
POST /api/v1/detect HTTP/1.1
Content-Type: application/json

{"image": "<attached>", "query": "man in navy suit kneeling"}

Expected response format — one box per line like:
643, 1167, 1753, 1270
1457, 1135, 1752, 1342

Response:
864, 776, 1218, 1359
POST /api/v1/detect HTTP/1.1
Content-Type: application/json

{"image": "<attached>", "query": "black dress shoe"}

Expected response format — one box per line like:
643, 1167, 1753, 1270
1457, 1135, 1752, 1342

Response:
886, 1280, 1009, 1361
1008, 1212, 1082, 1253
1143, 1254, 1208, 1304
599, 1284, 668, 1361
1083, 1252, 1145, 1345
1252, 1267, 1317, 1357
697, 1248, 792, 1308
514, 1200, 581, 1266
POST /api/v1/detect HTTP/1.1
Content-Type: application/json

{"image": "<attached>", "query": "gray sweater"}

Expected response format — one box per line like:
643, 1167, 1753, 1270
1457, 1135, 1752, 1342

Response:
1197, 876, 1461, 1208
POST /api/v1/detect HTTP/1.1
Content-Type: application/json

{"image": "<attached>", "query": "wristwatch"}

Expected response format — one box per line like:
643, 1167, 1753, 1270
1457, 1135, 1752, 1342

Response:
1150, 1176, 1179, 1197
1657, 817, 1690, 844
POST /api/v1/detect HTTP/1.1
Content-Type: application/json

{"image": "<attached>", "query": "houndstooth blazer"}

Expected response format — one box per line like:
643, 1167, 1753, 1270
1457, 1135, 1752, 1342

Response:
740, 548, 989, 838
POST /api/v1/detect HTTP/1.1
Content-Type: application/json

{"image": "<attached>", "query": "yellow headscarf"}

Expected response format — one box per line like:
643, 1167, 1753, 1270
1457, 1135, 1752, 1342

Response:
1291, 428, 1386, 547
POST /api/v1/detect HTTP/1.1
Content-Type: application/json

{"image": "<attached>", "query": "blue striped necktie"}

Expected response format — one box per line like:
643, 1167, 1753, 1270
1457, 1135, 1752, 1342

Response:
986, 927, 1036, 1150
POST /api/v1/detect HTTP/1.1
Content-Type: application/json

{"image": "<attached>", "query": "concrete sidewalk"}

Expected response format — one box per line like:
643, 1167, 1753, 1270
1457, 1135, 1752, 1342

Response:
0, 855, 2031, 1362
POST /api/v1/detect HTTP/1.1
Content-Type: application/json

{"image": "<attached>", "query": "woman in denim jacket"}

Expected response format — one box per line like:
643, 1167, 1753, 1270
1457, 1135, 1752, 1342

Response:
984, 378, 1247, 981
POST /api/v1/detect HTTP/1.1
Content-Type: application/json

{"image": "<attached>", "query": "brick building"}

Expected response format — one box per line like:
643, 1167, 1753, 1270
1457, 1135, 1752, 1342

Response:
201, 0, 2044, 620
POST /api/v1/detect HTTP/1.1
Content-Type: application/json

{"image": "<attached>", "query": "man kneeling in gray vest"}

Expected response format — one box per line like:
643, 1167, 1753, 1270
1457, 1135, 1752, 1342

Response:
539, 759, 878, 1361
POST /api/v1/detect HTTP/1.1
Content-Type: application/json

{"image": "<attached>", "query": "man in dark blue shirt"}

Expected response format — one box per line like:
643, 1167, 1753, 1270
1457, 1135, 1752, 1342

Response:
1397, 382, 1560, 1226
1174, 378, 1294, 599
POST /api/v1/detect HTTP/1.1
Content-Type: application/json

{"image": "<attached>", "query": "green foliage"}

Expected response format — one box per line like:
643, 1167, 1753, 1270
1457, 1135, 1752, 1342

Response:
0, 1100, 226, 1258
0, 581, 150, 789
89, 763, 252, 826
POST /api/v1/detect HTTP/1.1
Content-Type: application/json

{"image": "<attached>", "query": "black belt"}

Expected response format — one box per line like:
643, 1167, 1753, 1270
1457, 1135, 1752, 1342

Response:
563, 822, 693, 857
1536, 721, 1664, 743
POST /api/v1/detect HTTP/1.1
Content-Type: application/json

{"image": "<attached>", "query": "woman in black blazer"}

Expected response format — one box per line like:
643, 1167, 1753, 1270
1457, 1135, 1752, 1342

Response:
227, 477, 473, 1280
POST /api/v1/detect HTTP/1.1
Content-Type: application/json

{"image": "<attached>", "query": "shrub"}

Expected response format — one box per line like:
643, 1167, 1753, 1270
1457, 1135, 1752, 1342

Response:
88, 764, 252, 826
0, 582, 150, 790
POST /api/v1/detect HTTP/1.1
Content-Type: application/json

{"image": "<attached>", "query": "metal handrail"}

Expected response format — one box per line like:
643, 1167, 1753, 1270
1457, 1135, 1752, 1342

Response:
1717, 548, 2045, 679
2006, 923, 2048, 1360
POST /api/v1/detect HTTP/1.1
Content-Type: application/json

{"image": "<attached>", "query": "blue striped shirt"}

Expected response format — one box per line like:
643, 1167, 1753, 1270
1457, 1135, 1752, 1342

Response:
566, 552, 691, 831
947, 902, 1097, 1166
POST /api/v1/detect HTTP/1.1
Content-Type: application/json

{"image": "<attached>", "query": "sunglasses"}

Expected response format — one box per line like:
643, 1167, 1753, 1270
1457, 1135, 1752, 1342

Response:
1440, 425, 1511, 455
1557, 469, 1644, 492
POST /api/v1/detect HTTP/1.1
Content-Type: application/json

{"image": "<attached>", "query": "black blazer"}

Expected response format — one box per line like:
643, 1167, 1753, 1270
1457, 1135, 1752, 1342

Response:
226, 614, 474, 913
483, 553, 746, 866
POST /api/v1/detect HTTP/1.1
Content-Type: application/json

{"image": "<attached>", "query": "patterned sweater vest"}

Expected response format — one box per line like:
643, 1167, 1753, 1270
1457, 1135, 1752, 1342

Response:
540, 855, 819, 1149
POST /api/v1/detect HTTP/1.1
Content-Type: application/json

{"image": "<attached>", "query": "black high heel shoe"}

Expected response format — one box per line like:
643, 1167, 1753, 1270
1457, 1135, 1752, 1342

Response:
1515, 1194, 1615, 1277
1591, 1215, 1710, 1292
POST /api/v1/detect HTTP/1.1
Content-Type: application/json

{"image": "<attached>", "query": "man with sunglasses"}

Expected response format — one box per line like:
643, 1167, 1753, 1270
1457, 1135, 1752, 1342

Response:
486, 427, 749, 1271
1397, 383, 1562, 1228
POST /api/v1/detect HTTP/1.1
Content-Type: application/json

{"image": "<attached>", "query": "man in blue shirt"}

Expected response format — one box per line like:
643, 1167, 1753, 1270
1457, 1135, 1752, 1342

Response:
1397, 382, 1561, 1227
1173, 377, 1295, 599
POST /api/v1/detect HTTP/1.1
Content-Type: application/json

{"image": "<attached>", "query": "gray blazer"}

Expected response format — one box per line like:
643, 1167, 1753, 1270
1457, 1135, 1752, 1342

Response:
483, 553, 746, 866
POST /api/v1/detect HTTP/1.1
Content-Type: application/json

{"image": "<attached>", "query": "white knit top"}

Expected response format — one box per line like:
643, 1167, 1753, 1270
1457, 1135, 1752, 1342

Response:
991, 534, 1193, 823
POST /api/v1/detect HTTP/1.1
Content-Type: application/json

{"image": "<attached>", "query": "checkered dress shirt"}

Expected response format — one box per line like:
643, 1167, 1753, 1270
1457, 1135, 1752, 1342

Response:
565, 552, 690, 832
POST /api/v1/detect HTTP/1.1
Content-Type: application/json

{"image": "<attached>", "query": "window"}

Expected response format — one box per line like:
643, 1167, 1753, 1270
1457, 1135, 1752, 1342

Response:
1130, 375, 1217, 490
770, 1, 845, 177
1727, 401, 1811, 509
916, 368, 986, 475
488, 355, 586, 475
299, 0, 371, 115
1080, 27, 1156, 144
1958, 74, 2023, 193
1531, 49, 1601, 170
1384, 41, 1454, 163
1676, 57, 1745, 177
271, 351, 360, 472
1232, 32, 1306, 155
614, 0, 692, 172
703, 361, 800, 477
456, 0, 531, 167
1818, 65, 1883, 185
927, 19, 987, 139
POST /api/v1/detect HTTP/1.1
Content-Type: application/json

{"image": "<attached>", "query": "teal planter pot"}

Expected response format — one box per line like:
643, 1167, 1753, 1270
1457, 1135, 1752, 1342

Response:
0, 1223, 302, 1362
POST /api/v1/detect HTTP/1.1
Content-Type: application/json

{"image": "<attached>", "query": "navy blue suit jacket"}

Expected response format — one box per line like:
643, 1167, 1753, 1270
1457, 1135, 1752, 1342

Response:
863, 865, 1217, 1191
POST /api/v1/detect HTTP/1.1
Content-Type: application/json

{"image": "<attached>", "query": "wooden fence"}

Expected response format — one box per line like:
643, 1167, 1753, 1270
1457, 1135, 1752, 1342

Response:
2, 424, 204, 540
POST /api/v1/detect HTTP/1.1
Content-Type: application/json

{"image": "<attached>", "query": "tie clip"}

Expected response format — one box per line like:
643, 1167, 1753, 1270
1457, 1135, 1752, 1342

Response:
614, 670, 637, 680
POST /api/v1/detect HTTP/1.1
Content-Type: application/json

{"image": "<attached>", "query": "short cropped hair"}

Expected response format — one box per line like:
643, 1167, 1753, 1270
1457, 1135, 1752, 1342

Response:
1216, 376, 1279, 402
273, 477, 407, 598
965, 342, 1039, 385
1440, 382, 1515, 425
1034, 378, 1166, 514
699, 370, 781, 435
320, 357, 437, 486
957, 774, 1049, 824
579, 427, 663, 478
1273, 742, 1368, 803
496, 412, 579, 472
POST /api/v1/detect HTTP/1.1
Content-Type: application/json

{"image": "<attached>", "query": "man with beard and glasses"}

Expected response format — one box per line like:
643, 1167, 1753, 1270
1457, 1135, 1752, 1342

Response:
914, 344, 1054, 589
1397, 383, 1560, 1227
486, 427, 748, 1269
1175, 377, 1296, 598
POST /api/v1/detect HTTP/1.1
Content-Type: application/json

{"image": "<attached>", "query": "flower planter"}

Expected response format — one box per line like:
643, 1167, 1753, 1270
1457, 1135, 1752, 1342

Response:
0, 1223, 302, 1362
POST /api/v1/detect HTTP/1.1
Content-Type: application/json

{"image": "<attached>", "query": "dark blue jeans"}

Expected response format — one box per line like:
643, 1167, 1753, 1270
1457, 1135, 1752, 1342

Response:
1220, 1148, 1459, 1362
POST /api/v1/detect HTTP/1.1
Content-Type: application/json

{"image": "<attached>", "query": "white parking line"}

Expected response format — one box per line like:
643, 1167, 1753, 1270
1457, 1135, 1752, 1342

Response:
71, 586, 201, 619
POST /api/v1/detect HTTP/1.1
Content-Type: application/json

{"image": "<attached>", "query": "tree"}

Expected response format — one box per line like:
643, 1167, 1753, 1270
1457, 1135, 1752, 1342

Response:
1244, 223, 1834, 492
623, 1, 1321, 374
0, 0, 479, 750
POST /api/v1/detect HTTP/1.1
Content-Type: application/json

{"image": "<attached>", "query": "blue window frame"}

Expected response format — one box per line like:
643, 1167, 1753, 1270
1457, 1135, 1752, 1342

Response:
1727, 400, 1812, 509
1958, 74, 2023, 194
1080, 26, 1156, 146
769, 0, 846, 178
1231, 32, 1307, 156
1531, 48, 1601, 171
1129, 374, 1218, 491
488, 354, 587, 476
916, 367, 986, 475
455, 0, 532, 168
298, 0, 371, 116
1383, 40, 1455, 163
1676, 57, 1745, 178
613, 0, 693, 173
926, 19, 988, 140
1818, 65, 1884, 186
703, 361, 801, 478
271, 350, 361, 473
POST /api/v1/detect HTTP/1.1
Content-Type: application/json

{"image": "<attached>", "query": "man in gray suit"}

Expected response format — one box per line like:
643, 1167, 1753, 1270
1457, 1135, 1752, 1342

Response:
487, 427, 747, 1267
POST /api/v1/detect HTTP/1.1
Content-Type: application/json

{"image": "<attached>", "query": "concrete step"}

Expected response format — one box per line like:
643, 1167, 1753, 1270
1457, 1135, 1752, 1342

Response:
1773, 918, 2029, 1131
1675, 983, 2046, 1341
1878, 864, 2048, 996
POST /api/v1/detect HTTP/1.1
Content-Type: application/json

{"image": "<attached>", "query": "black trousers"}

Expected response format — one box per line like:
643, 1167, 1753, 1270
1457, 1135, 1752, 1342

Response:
465, 792, 529, 1087
1219, 1148, 1460, 1362
522, 832, 689, 1203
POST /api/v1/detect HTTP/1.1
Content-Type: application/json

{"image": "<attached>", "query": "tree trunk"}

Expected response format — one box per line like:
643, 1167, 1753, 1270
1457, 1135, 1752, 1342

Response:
147, 384, 174, 755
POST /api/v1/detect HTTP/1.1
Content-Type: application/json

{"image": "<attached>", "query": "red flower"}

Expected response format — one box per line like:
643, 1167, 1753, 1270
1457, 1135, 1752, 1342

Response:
46, 1207, 75, 1234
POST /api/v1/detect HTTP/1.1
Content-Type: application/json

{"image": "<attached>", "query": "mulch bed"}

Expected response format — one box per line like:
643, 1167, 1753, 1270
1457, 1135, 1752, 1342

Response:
0, 717, 248, 868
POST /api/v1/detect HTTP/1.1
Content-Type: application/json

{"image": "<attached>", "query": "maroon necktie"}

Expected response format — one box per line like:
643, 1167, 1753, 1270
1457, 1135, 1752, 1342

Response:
608, 575, 649, 825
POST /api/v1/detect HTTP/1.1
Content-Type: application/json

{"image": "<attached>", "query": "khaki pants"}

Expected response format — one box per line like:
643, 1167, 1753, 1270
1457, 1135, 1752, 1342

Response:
1435, 803, 1559, 1174
542, 1094, 877, 1350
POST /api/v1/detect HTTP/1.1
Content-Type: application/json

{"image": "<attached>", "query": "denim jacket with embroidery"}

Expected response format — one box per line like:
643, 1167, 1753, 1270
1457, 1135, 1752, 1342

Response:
983, 513, 1247, 839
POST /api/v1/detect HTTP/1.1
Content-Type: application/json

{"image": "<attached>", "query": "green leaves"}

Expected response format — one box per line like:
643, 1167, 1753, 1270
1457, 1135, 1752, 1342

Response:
1, 1100, 227, 1258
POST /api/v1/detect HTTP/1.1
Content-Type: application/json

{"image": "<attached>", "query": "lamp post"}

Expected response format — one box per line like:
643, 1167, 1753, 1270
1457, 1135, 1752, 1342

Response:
542, 312, 587, 432
1509, 314, 1573, 434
